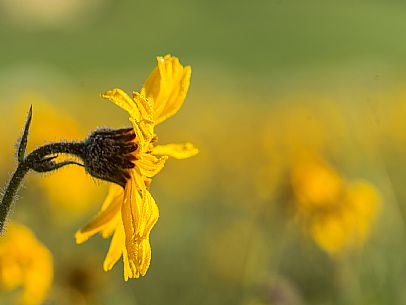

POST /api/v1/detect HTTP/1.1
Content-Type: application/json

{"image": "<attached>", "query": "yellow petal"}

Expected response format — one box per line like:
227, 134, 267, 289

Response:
143, 55, 192, 125
101, 184, 124, 210
121, 176, 139, 279
100, 212, 121, 238
122, 242, 135, 281
132, 167, 148, 193
129, 92, 155, 141
135, 153, 168, 177
121, 175, 159, 279
101, 88, 137, 118
101, 89, 154, 137
130, 118, 148, 152
103, 221, 125, 271
135, 190, 159, 239
131, 91, 154, 122
128, 93, 154, 151
124, 238, 152, 279
129, 191, 158, 277
75, 187, 123, 244
123, 238, 153, 279
100, 185, 123, 238
129, 117, 154, 152
138, 238, 152, 276
102, 89, 154, 152
152, 142, 199, 159
122, 175, 137, 240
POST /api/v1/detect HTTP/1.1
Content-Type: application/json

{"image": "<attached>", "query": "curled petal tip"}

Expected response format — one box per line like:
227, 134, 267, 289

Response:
100, 89, 113, 99
74, 231, 89, 244
103, 262, 113, 272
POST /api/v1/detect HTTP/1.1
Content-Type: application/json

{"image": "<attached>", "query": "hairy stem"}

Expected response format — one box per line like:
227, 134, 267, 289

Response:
25, 141, 84, 163
0, 164, 29, 233
0, 141, 85, 233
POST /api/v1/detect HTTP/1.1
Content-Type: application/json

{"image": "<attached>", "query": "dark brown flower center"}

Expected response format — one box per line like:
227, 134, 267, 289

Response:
83, 127, 137, 187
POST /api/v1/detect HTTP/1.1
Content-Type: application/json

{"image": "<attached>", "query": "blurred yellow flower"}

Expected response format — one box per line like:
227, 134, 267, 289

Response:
291, 157, 343, 210
76, 55, 198, 280
309, 180, 380, 255
0, 223, 53, 305
291, 158, 380, 255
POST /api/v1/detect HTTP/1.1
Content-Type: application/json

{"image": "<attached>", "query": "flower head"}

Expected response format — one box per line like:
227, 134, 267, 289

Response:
75, 55, 198, 280
82, 127, 137, 187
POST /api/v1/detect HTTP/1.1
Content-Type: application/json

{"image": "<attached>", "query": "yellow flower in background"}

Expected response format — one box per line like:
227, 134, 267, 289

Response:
76, 55, 198, 280
309, 180, 380, 255
0, 223, 53, 305
291, 157, 343, 210
291, 158, 380, 255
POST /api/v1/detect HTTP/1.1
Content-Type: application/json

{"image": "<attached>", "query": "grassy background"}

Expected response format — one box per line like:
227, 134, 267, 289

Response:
1, 1, 406, 305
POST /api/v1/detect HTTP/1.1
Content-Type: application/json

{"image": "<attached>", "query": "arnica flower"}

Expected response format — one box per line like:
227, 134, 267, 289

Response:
291, 157, 380, 255
0, 223, 53, 305
75, 55, 198, 280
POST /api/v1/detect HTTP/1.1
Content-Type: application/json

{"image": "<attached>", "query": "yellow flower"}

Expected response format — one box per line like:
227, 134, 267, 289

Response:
0, 223, 53, 305
291, 158, 380, 255
291, 157, 343, 210
75, 55, 198, 280
309, 180, 380, 255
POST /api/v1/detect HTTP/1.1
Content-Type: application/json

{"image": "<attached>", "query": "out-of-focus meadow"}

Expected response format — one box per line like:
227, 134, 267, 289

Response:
1, 1, 406, 304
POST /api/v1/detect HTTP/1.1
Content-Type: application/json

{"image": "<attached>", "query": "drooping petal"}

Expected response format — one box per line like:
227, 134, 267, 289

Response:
122, 175, 137, 242
142, 55, 192, 125
137, 238, 152, 276
103, 221, 125, 271
121, 174, 159, 280
152, 142, 199, 159
130, 191, 158, 277
100, 213, 121, 238
121, 175, 139, 279
121, 173, 141, 260
135, 190, 159, 240
100, 185, 122, 238
101, 184, 124, 211
75, 186, 123, 244
122, 241, 133, 281
135, 153, 168, 177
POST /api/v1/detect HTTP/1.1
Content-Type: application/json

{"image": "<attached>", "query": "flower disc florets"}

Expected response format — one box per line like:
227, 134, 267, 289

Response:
82, 127, 137, 187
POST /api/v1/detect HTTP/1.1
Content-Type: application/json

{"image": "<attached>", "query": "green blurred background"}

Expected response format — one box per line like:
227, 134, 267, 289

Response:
1, 1, 406, 305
